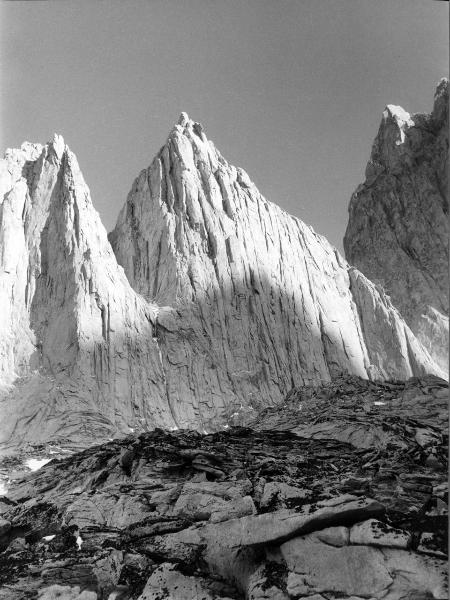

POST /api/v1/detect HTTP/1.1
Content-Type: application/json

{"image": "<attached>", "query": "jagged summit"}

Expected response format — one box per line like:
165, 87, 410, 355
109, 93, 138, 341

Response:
345, 79, 448, 373
111, 108, 444, 421
177, 111, 190, 126
0, 137, 172, 445
383, 104, 414, 137
431, 77, 449, 123
50, 133, 65, 158
0, 98, 445, 447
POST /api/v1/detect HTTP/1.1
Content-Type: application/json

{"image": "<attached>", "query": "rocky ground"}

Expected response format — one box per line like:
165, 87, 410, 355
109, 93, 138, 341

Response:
0, 375, 447, 599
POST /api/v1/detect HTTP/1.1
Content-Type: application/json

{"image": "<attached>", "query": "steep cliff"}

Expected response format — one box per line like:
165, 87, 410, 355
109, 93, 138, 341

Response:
109, 113, 444, 404
344, 79, 448, 373
0, 137, 175, 446
0, 117, 444, 448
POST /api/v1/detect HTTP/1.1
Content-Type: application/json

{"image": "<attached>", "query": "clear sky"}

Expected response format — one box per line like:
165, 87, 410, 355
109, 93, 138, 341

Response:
1, 0, 448, 251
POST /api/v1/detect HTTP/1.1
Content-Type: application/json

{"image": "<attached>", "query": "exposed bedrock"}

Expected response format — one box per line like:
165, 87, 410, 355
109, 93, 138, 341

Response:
0, 112, 444, 446
345, 79, 449, 373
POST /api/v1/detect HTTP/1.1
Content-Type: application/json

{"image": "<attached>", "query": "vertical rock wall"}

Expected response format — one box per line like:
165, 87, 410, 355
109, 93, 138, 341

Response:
344, 79, 448, 373
0, 110, 445, 447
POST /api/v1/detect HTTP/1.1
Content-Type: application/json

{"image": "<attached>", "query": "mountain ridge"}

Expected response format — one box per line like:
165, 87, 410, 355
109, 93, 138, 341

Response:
344, 78, 448, 373
0, 110, 445, 448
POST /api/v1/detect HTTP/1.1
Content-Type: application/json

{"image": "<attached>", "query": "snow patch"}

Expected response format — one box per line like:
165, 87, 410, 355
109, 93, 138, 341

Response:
26, 458, 51, 471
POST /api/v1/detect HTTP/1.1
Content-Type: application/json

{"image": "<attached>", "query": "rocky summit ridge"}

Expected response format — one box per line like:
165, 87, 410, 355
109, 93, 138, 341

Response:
344, 78, 449, 373
0, 107, 446, 448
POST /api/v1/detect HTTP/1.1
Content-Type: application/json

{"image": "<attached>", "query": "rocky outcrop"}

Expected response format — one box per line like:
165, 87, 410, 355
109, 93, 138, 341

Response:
0, 375, 447, 599
344, 79, 449, 373
110, 113, 444, 409
0, 137, 179, 448
0, 115, 445, 447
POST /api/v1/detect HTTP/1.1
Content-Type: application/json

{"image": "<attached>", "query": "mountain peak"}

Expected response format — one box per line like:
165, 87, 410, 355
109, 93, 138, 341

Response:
177, 111, 191, 127
51, 133, 65, 159
435, 77, 448, 99
0, 88, 446, 447
345, 79, 448, 373
432, 78, 448, 123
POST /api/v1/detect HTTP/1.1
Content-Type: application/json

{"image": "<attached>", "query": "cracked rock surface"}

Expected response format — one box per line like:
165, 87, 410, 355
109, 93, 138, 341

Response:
0, 112, 444, 447
344, 78, 449, 373
0, 375, 447, 599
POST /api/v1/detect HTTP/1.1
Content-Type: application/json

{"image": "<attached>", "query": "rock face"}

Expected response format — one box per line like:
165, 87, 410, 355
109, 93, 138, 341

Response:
0, 116, 444, 447
0, 375, 447, 599
344, 79, 449, 373
109, 114, 443, 407
0, 137, 175, 447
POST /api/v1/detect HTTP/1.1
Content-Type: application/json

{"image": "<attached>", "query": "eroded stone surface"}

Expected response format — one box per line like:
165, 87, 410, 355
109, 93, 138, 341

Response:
349, 519, 411, 548
37, 585, 97, 600
281, 538, 393, 597
310, 525, 349, 547
0, 379, 447, 599
137, 563, 231, 600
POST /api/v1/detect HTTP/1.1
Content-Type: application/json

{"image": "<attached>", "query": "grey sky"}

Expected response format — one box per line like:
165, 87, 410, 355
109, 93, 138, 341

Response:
1, 0, 448, 251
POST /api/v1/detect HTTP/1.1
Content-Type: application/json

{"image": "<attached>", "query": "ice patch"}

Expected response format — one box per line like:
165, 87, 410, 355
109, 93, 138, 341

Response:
26, 458, 51, 471
76, 534, 83, 551
374, 401, 386, 406
42, 535, 56, 542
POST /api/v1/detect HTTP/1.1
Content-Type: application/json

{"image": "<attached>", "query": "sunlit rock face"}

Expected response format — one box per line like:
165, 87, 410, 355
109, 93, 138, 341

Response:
109, 114, 444, 411
344, 79, 449, 374
0, 137, 173, 447
0, 114, 444, 447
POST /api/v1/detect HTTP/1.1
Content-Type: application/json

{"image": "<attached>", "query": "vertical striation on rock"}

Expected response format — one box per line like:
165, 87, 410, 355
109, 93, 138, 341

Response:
0, 137, 175, 446
0, 111, 445, 447
344, 79, 449, 373
109, 112, 444, 427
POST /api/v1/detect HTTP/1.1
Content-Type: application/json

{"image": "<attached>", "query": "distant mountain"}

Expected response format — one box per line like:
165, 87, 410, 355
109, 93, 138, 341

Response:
0, 114, 444, 447
345, 79, 448, 373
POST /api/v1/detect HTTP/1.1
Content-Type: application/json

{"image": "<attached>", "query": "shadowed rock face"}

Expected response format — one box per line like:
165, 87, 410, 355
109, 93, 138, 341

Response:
0, 375, 447, 599
344, 79, 449, 374
0, 115, 445, 447
109, 114, 443, 409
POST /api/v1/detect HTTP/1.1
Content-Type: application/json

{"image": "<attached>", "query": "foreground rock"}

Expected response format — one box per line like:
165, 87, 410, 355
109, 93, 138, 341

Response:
0, 109, 444, 448
344, 78, 449, 373
0, 376, 447, 599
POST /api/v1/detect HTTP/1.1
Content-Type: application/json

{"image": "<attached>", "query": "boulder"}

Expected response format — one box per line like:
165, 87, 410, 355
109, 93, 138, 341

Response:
201, 496, 385, 548
349, 519, 411, 548
281, 537, 392, 597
